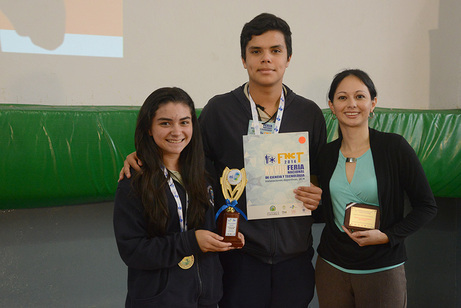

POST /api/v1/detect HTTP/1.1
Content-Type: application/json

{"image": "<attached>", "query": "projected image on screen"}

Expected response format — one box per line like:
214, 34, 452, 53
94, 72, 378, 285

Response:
0, 0, 123, 58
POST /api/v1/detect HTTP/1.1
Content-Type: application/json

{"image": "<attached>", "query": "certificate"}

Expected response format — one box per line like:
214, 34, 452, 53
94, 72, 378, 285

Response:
243, 132, 310, 220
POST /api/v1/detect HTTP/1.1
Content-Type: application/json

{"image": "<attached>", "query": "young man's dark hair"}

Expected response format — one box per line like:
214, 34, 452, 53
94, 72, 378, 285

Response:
240, 13, 292, 61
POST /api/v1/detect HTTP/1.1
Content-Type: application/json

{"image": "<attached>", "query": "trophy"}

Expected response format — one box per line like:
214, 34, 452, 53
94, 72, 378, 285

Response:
344, 202, 380, 232
215, 167, 248, 247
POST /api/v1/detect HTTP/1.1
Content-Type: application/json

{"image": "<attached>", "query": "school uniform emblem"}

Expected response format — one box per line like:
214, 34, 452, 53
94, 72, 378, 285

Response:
178, 255, 194, 269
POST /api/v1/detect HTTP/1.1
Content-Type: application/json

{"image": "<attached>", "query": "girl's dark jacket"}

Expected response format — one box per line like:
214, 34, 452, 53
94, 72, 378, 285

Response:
114, 174, 223, 307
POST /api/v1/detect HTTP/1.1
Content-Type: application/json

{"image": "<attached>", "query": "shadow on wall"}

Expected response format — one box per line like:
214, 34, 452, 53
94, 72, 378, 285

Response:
430, 0, 461, 109
0, 0, 66, 50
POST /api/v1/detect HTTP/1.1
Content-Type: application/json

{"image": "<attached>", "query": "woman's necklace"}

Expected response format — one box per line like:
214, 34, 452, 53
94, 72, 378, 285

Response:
342, 144, 369, 163
345, 157, 357, 163
341, 130, 370, 164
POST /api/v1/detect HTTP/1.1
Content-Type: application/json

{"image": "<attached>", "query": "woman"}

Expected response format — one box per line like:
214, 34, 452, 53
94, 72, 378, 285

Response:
315, 69, 437, 307
113, 87, 244, 307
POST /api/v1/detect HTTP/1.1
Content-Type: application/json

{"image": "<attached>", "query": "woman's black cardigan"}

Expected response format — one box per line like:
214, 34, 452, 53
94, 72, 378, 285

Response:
316, 128, 437, 270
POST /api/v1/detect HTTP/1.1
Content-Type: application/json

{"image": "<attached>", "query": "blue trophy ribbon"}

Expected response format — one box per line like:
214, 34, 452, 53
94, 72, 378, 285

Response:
215, 199, 248, 221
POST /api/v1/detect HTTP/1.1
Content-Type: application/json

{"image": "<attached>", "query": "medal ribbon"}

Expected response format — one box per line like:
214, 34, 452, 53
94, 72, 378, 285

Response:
215, 199, 248, 221
163, 167, 188, 232
249, 89, 285, 135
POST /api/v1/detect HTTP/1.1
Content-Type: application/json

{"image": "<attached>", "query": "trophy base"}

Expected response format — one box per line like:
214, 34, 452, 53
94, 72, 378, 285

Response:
223, 236, 244, 248
217, 210, 242, 248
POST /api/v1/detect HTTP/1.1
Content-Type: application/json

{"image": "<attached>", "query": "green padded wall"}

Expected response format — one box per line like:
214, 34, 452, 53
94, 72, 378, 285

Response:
1, 105, 138, 209
0, 104, 459, 209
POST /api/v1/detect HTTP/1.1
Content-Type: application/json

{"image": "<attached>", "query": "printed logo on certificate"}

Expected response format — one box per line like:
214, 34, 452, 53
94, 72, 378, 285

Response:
243, 132, 310, 220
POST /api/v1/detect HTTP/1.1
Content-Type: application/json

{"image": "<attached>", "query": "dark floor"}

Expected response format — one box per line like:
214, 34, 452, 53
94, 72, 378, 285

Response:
0, 202, 126, 307
0, 197, 459, 307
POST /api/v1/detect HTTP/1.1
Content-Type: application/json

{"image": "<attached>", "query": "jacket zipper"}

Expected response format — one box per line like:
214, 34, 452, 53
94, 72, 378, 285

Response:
195, 256, 203, 301
269, 219, 277, 264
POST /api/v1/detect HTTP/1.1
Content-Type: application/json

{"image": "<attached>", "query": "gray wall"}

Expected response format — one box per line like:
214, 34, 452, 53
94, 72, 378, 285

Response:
429, 0, 461, 109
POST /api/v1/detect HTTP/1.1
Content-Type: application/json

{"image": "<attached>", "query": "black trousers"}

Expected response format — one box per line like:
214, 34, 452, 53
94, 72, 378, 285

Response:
218, 248, 315, 308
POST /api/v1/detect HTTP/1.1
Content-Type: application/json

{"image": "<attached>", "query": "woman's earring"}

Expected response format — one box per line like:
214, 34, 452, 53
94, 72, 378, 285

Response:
332, 113, 337, 120
369, 111, 375, 119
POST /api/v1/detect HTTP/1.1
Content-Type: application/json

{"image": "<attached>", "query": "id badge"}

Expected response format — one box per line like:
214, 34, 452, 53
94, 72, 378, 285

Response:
248, 120, 274, 135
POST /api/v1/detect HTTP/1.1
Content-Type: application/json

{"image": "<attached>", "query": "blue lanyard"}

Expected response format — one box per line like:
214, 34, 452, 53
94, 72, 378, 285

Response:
162, 167, 188, 232
248, 89, 285, 135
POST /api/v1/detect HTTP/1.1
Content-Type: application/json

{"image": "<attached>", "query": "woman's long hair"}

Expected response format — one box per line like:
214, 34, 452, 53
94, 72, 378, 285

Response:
133, 87, 209, 237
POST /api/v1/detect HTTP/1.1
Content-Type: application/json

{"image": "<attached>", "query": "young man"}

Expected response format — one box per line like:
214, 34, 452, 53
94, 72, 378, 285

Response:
120, 13, 326, 307
198, 13, 326, 307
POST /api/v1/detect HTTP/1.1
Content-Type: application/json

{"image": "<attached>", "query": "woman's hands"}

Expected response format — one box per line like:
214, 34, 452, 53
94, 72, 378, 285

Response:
195, 230, 245, 253
341, 226, 389, 247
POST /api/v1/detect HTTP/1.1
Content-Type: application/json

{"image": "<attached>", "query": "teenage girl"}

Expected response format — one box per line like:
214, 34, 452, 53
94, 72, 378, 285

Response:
114, 87, 244, 308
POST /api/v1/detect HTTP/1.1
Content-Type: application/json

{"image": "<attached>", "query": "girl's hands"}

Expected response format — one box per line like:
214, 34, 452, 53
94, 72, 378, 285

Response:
195, 230, 245, 253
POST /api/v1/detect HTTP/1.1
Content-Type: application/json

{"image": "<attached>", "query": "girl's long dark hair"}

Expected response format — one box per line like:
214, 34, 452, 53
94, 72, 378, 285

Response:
133, 87, 209, 237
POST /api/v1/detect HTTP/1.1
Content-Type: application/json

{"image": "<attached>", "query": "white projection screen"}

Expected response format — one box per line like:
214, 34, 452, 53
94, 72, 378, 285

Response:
0, 1, 123, 57
0, 1, 457, 109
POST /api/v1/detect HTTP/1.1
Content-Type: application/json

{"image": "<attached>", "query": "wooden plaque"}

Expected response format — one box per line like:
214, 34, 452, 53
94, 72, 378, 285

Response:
344, 202, 380, 231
